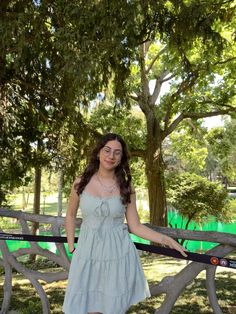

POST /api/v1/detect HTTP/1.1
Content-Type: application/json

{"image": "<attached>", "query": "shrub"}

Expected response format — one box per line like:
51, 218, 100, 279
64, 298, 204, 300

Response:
167, 172, 232, 229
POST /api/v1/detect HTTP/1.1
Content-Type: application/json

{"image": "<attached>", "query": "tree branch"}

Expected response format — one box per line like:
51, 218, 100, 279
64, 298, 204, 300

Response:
146, 46, 166, 74
214, 56, 236, 66
150, 70, 170, 105
12, 79, 58, 105
163, 108, 236, 139
162, 113, 185, 139
183, 109, 235, 119
161, 73, 176, 84
143, 41, 151, 55
139, 44, 152, 114
163, 72, 199, 133
163, 103, 174, 134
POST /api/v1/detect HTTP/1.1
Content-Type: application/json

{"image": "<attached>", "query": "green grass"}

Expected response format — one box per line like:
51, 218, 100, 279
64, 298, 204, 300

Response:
0, 255, 235, 313
6, 193, 68, 215
0, 193, 68, 232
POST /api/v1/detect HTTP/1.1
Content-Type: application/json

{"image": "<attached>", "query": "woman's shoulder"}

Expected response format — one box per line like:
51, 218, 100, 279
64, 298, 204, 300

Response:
72, 176, 81, 190
73, 176, 81, 184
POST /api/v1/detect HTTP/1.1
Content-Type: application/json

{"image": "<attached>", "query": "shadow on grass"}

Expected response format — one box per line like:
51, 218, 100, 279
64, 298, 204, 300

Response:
128, 274, 235, 314
141, 254, 189, 268
1, 273, 234, 314
2, 282, 43, 314
0, 279, 67, 314
0, 254, 235, 314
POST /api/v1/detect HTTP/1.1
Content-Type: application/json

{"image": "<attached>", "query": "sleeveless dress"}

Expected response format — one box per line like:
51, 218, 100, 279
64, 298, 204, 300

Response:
63, 191, 150, 314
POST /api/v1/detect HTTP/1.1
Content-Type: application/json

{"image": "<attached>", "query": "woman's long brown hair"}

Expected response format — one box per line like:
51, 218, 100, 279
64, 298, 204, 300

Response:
75, 133, 132, 204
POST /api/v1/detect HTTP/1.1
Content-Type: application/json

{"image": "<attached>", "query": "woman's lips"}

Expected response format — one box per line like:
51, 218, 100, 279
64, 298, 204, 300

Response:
104, 159, 115, 165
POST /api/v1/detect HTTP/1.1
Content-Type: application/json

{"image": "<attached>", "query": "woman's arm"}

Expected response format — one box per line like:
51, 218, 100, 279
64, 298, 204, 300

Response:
65, 178, 80, 253
125, 191, 187, 257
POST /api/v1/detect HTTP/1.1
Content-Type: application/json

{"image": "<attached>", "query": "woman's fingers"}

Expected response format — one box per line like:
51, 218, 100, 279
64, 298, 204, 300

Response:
177, 246, 188, 257
169, 238, 188, 257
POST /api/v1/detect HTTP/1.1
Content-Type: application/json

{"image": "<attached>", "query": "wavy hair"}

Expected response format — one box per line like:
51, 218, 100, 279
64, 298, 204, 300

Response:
75, 133, 132, 204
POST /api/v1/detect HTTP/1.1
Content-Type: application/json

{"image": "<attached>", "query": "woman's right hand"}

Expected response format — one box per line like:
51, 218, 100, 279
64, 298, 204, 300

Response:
162, 235, 188, 257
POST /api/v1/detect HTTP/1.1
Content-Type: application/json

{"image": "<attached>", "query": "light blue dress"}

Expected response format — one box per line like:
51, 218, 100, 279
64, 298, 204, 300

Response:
63, 191, 150, 314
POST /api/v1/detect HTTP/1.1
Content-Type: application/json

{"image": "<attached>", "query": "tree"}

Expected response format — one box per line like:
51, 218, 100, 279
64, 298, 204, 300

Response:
0, 0, 84, 236
122, 1, 236, 226
205, 119, 236, 185
167, 172, 232, 240
166, 121, 208, 174
0, 0, 156, 203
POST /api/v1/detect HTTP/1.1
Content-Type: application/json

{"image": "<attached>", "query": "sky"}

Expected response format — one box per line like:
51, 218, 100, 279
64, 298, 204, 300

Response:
202, 116, 226, 129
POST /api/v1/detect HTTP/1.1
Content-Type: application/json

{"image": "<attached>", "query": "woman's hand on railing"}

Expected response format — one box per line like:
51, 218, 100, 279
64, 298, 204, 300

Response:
162, 235, 188, 257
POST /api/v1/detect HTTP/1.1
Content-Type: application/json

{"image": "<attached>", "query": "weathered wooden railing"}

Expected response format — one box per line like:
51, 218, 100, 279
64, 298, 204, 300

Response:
0, 208, 235, 314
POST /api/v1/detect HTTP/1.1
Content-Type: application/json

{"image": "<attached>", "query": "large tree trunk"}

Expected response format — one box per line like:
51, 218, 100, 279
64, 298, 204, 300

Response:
146, 154, 167, 227
145, 117, 167, 227
138, 42, 168, 227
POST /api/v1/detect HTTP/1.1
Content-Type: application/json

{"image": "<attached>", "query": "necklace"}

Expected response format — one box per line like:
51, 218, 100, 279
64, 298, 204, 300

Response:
96, 173, 117, 193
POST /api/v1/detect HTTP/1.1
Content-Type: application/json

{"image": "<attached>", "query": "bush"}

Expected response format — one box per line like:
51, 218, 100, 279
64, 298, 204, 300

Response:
167, 172, 232, 228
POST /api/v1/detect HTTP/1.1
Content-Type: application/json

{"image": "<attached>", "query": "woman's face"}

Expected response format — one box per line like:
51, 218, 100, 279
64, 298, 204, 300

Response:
98, 140, 123, 171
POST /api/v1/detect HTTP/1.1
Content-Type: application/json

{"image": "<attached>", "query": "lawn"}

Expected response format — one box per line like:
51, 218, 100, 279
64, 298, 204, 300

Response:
5, 193, 68, 216
0, 254, 235, 314
0, 193, 68, 231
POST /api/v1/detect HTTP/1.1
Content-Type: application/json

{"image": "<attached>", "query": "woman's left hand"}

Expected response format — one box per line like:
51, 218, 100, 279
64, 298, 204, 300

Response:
162, 235, 188, 257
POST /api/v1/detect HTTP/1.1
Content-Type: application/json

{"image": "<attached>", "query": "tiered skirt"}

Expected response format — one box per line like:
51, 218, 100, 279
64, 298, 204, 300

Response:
63, 223, 150, 314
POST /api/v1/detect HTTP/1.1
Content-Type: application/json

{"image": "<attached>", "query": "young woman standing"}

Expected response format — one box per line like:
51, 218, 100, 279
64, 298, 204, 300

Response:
63, 133, 186, 314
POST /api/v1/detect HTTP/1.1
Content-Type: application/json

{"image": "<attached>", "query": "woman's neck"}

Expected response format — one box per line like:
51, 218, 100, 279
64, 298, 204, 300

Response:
97, 167, 115, 179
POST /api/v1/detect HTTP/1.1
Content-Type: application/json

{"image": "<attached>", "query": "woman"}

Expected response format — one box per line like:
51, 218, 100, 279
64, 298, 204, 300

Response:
63, 133, 187, 314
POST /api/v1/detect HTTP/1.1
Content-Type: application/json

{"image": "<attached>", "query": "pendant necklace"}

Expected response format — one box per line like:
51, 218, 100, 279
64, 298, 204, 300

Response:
96, 173, 117, 194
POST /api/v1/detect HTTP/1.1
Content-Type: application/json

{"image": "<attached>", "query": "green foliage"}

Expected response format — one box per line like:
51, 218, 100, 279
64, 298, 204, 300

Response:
124, 0, 236, 225
168, 123, 208, 173
167, 172, 232, 228
205, 119, 236, 183
1, 0, 236, 221
166, 118, 236, 185
0, 217, 18, 231
1, 0, 156, 203
89, 102, 146, 149
228, 199, 236, 220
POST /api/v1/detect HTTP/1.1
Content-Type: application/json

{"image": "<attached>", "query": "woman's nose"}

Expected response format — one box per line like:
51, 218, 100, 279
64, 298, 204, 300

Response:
108, 151, 115, 158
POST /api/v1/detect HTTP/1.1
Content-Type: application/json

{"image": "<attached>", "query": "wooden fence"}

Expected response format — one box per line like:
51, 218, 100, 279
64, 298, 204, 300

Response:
0, 208, 235, 314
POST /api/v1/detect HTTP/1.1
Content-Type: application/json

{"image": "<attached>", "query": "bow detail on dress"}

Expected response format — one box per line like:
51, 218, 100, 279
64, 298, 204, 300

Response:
94, 200, 110, 217
94, 200, 111, 240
